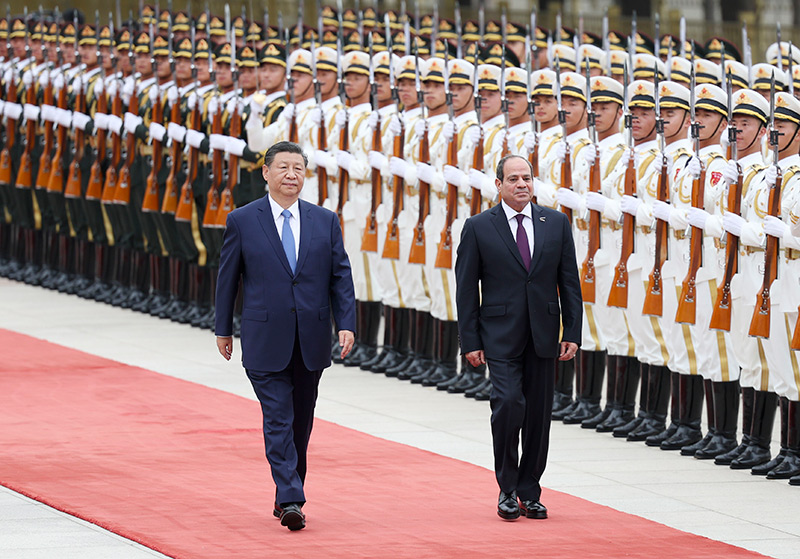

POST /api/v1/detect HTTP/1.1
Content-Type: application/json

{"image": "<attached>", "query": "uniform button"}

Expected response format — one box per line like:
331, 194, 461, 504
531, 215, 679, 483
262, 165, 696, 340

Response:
290, 308, 296, 313
292, 281, 298, 286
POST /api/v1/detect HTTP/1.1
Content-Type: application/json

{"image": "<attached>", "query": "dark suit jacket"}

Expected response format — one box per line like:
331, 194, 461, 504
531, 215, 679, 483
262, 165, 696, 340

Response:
215, 195, 357, 372
455, 202, 582, 360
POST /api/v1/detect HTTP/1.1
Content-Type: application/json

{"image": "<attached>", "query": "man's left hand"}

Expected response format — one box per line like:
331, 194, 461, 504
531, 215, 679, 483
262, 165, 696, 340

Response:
559, 342, 578, 361
338, 330, 355, 360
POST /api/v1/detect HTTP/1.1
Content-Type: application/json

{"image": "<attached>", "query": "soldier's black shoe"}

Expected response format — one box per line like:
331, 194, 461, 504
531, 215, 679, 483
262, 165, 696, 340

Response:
694, 434, 739, 460
645, 422, 678, 447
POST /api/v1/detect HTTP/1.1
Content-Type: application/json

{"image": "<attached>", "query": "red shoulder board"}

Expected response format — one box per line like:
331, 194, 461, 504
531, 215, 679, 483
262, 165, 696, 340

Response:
710, 171, 722, 186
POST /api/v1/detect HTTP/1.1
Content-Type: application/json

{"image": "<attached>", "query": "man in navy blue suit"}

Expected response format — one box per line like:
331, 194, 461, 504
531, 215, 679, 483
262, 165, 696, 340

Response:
455, 155, 582, 521
215, 141, 356, 532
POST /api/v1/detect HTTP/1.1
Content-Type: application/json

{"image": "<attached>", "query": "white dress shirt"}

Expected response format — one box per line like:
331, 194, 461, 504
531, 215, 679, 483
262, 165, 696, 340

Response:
268, 195, 300, 260
500, 199, 534, 259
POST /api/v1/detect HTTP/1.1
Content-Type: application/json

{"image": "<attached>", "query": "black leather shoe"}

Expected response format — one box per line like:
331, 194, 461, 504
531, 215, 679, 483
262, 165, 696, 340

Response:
279, 503, 306, 531
497, 490, 520, 520
273, 502, 282, 518
519, 499, 547, 519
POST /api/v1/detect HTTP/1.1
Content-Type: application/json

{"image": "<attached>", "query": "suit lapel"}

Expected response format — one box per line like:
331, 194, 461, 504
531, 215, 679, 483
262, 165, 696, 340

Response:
295, 200, 313, 276
491, 203, 526, 271
529, 203, 548, 276
256, 195, 294, 276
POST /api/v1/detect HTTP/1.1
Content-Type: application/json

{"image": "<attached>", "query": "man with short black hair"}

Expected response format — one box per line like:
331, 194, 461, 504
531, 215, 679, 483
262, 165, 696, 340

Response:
215, 140, 356, 531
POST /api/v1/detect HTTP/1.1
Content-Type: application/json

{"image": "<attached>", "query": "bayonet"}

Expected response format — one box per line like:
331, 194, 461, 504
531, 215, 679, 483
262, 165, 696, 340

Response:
531, 9, 538, 71
679, 16, 686, 58
444, 42, 453, 120
602, 9, 610, 75
167, 1, 174, 75
473, 43, 480, 124
455, 3, 462, 60
629, 11, 637, 83
777, 23, 783, 70
478, 3, 485, 46
586, 56, 596, 145
790, 42, 795, 97
654, 12, 660, 62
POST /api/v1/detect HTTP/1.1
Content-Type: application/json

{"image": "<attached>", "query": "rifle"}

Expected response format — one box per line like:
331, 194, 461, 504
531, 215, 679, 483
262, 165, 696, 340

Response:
162, 10, 181, 216
382, 13, 403, 259
64, 13, 87, 203
47, 30, 69, 197
114, 76, 140, 207
141, 22, 163, 215
102, 77, 123, 205
470, 44, 483, 216
36, 44, 55, 191
526, 22, 539, 196
408, 44, 429, 265
709, 72, 742, 331
311, 36, 329, 206
580, 57, 601, 303
608, 64, 635, 308
202, 96, 223, 229
175, 25, 200, 224
214, 14, 239, 229
86, 13, 107, 201
554, 58, 573, 224
361, 33, 380, 252
500, 44, 510, 157
335, 5, 348, 235
288, 5, 301, 143
16, 65, 36, 191
749, 72, 782, 338
642, 66, 669, 317
676, 54, 705, 324
434, 49, 457, 269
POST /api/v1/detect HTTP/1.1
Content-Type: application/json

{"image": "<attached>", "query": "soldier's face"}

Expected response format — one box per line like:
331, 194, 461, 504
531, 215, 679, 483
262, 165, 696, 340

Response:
563, 97, 587, 129
239, 66, 258, 90
422, 80, 445, 110
695, 108, 726, 142
135, 52, 152, 75
216, 63, 233, 87
775, 119, 800, 152
100, 46, 113, 69
660, 107, 689, 139
30, 39, 43, 61
258, 63, 286, 92
317, 69, 337, 96
115, 49, 131, 72
291, 70, 313, 98
507, 91, 528, 120
47, 41, 58, 62
79, 44, 98, 66
451, 83, 474, 112
376, 73, 392, 103
533, 94, 557, 123
480, 89, 502, 120
155, 55, 171, 78
594, 101, 622, 134
631, 107, 656, 141
62, 45, 76, 64
175, 58, 192, 80
344, 72, 369, 100
11, 37, 25, 58
196, 61, 211, 82
397, 77, 417, 108
731, 115, 765, 153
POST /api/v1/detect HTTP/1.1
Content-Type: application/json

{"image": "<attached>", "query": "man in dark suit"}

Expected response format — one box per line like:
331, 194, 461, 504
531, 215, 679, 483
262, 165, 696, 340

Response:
455, 154, 582, 521
215, 141, 356, 532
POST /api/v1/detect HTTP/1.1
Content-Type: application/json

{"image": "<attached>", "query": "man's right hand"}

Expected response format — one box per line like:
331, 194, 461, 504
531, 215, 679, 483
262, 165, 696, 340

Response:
217, 336, 233, 361
466, 350, 485, 367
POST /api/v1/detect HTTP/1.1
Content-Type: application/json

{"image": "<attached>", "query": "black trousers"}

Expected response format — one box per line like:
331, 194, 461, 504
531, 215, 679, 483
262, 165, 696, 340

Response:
246, 333, 323, 507
487, 338, 555, 501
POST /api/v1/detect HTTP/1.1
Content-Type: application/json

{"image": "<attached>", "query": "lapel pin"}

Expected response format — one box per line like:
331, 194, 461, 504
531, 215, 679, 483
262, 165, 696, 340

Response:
539, 216, 546, 222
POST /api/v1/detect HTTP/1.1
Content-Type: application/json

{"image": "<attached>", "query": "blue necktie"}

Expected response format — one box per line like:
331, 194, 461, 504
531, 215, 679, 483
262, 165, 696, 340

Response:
281, 209, 296, 274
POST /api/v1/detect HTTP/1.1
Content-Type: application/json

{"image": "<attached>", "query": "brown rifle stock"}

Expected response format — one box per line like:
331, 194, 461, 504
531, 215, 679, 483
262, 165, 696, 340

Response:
361, 116, 382, 252
161, 93, 182, 215
408, 127, 429, 264
64, 80, 86, 200
175, 99, 200, 223
336, 114, 349, 236
560, 147, 573, 224
749, 169, 782, 337
580, 152, 602, 303
317, 112, 329, 206
528, 137, 539, 205
214, 104, 240, 228
675, 166, 707, 324
47, 83, 68, 195
382, 121, 404, 259
709, 157, 742, 331
607, 152, 636, 308
642, 159, 669, 316
434, 130, 459, 269
141, 88, 164, 213
0, 74, 18, 187
470, 125, 484, 216
101, 86, 123, 204
113, 84, 139, 206
202, 104, 223, 228
86, 82, 108, 201
36, 78, 55, 190
16, 77, 36, 190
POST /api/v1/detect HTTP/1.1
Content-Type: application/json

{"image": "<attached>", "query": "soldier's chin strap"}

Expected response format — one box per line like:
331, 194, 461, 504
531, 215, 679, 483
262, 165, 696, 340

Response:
706, 114, 727, 141
664, 110, 688, 142
779, 122, 800, 154
741, 122, 764, 153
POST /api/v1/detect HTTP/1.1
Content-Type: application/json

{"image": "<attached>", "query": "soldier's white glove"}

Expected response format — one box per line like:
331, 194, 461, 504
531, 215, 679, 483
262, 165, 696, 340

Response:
721, 159, 739, 185
23, 103, 40, 123
416, 162, 435, 184
337, 150, 355, 172
184, 129, 205, 148
280, 102, 294, 123
94, 77, 104, 96
106, 79, 117, 99
389, 156, 409, 179
469, 168, 498, 201
554, 140, 567, 164
523, 131, 538, 153
620, 194, 642, 216
0, 100, 6, 116
166, 85, 179, 106
442, 120, 456, 142
148, 84, 160, 104
583, 143, 597, 166
465, 124, 482, 146
765, 165, 778, 188
208, 133, 227, 152
124, 112, 142, 134
557, 187, 585, 213
187, 92, 198, 111
366, 111, 379, 130
368, 150, 388, 172
38, 70, 49, 88
93, 112, 108, 130
40, 105, 55, 122
618, 147, 632, 168
71, 111, 91, 131
52, 72, 65, 93
309, 107, 322, 127
585, 191, 608, 213
686, 156, 702, 179
4, 102, 22, 120
167, 122, 186, 143
443, 164, 468, 193
688, 207, 710, 230
226, 137, 246, 157
335, 108, 347, 129
654, 153, 673, 175
207, 96, 219, 117
652, 200, 672, 223
225, 97, 242, 116
106, 114, 123, 135
722, 211, 746, 237
669, 207, 689, 230
764, 215, 789, 239
22, 69, 33, 87
149, 122, 167, 143
388, 114, 403, 137
56, 108, 73, 128
315, 149, 337, 174
414, 119, 426, 138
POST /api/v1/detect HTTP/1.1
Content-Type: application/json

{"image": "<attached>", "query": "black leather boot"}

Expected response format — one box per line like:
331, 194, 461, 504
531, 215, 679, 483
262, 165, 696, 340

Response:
767, 399, 800, 479
446, 356, 486, 393
582, 354, 619, 429
383, 309, 414, 376
696, 380, 740, 460
564, 350, 605, 424
399, 311, 434, 380
612, 359, 648, 437
716, 386, 755, 465
361, 306, 396, 371
344, 302, 381, 367
423, 320, 459, 387
681, 378, 715, 455
645, 371, 680, 446
598, 357, 639, 433
730, 390, 778, 470
627, 365, 670, 441
552, 356, 577, 419
661, 374, 704, 450
753, 396, 787, 475
410, 317, 440, 384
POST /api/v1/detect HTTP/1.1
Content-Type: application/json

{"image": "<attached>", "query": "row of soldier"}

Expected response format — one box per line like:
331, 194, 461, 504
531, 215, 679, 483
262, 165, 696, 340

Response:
2, 5, 800, 485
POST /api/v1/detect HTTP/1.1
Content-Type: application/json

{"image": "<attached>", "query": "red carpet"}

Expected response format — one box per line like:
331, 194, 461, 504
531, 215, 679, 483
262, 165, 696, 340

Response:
0, 329, 767, 558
